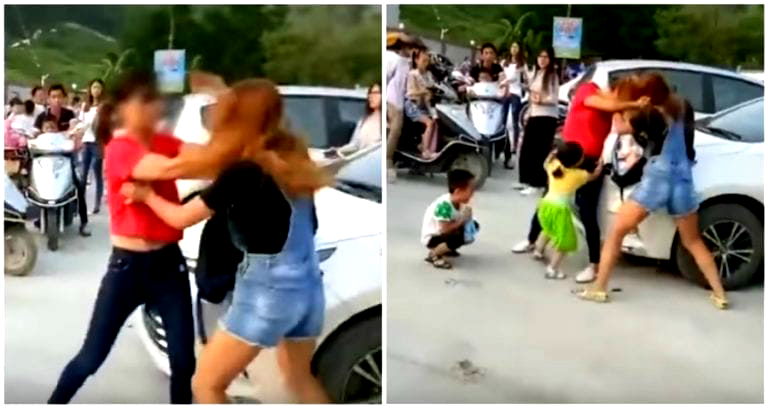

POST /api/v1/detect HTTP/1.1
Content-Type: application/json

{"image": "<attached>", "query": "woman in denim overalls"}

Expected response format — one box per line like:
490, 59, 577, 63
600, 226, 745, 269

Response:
576, 73, 728, 309
121, 78, 332, 402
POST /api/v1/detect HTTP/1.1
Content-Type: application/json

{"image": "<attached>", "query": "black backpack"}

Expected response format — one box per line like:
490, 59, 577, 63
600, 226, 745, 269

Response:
194, 211, 242, 304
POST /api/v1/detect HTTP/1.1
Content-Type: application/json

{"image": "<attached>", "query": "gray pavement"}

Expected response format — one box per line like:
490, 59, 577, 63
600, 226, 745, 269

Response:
5, 196, 169, 403
386, 166, 763, 403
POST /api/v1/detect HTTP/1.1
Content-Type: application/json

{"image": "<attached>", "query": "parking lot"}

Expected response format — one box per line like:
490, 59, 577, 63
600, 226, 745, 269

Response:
386, 167, 763, 403
4, 207, 169, 403
4, 191, 291, 403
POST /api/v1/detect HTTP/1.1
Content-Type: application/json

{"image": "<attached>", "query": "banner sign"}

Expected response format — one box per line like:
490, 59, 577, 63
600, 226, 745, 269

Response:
553, 17, 583, 59
154, 49, 186, 93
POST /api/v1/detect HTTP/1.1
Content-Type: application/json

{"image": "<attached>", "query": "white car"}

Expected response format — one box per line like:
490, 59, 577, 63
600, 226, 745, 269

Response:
558, 60, 764, 119
133, 87, 382, 403
598, 97, 764, 289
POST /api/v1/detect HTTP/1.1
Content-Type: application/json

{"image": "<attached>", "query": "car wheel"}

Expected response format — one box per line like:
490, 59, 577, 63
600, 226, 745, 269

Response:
675, 203, 763, 290
314, 315, 381, 403
449, 151, 488, 189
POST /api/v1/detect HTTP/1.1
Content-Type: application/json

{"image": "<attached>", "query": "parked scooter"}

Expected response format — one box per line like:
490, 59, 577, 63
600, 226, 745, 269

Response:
5, 173, 38, 276
465, 81, 508, 176
25, 131, 79, 251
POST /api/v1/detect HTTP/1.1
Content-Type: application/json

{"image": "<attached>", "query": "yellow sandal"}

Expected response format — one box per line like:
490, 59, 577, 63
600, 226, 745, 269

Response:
710, 293, 729, 310
572, 287, 609, 303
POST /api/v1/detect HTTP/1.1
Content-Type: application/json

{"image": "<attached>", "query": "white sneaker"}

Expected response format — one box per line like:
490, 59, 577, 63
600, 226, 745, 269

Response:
387, 168, 397, 184
575, 265, 597, 283
520, 186, 540, 196
511, 240, 534, 254
532, 250, 545, 261
545, 265, 566, 280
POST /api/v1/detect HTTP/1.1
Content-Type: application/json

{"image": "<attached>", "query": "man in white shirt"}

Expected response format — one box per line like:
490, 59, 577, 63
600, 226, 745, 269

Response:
386, 32, 422, 183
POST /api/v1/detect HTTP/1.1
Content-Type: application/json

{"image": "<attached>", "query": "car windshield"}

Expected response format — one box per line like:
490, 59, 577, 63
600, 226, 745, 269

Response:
696, 98, 764, 143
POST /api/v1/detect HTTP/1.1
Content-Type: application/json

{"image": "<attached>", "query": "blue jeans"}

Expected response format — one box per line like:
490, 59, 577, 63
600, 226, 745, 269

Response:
80, 142, 103, 210
503, 94, 522, 162
49, 245, 195, 403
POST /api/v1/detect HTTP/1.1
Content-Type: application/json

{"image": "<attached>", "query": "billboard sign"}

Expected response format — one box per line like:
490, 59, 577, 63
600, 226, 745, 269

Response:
154, 49, 186, 93
553, 17, 583, 59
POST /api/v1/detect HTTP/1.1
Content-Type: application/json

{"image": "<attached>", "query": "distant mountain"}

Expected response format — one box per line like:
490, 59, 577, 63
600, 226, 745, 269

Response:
4, 4, 127, 43
5, 21, 118, 89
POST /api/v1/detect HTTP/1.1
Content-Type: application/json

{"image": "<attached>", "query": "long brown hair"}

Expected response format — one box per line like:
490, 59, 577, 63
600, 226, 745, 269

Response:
178, 79, 331, 197
507, 42, 525, 67
615, 72, 683, 120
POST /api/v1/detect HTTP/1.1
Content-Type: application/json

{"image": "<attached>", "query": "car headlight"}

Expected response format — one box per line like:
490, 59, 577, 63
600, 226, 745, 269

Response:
317, 247, 337, 263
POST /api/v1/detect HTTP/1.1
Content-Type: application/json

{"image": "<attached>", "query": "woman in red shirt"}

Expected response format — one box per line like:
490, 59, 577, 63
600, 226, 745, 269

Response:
48, 72, 199, 404
120, 78, 333, 403
511, 78, 648, 283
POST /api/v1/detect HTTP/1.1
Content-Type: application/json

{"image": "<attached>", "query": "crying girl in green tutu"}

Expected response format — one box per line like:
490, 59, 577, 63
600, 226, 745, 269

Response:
533, 142, 603, 279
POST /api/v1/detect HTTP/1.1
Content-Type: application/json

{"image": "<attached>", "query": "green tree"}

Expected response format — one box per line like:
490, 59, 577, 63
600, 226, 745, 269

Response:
262, 6, 381, 87
119, 5, 287, 84
655, 5, 764, 69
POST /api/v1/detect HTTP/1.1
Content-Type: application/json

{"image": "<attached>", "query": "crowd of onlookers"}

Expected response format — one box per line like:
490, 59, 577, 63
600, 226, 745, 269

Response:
5, 80, 107, 236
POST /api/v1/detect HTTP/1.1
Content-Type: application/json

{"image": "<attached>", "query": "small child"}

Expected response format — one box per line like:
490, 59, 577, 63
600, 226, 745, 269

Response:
534, 142, 602, 279
478, 71, 494, 83
421, 169, 478, 269
41, 119, 59, 134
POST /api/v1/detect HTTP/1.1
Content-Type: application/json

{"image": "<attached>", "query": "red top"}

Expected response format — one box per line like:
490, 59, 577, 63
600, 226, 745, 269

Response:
562, 82, 613, 159
105, 133, 183, 242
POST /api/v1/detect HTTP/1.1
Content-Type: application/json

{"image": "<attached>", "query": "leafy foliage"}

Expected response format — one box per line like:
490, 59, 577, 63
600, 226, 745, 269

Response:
400, 4, 763, 69
262, 6, 381, 87
655, 5, 764, 69
5, 5, 380, 93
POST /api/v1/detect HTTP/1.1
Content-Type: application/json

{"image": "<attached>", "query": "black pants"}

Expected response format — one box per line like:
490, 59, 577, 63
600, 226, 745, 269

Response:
528, 158, 605, 264
80, 142, 104, 211
427, 229, 466, 251
518, 116, 557, 188
49, 245, 195, 404
70, 158, 88, 227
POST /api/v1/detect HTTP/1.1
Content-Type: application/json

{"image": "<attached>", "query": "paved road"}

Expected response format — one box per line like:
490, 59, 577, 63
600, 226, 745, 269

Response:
386, 166, 763, 403
4, 201, 169, 403
4, 190, 292, 404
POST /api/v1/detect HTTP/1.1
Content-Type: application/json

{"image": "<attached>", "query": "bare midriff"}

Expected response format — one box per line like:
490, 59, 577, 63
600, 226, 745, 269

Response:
111, 235, 175, 252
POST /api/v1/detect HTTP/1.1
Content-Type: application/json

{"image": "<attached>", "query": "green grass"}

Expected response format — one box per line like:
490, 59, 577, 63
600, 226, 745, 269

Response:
5, 22, 118, 90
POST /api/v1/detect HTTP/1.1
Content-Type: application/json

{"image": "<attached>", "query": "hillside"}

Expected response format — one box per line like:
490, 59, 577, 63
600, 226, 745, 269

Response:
5, 22, 118, 90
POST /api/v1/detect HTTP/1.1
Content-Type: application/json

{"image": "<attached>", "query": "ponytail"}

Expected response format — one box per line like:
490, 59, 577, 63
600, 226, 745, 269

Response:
95, 101, 115, 147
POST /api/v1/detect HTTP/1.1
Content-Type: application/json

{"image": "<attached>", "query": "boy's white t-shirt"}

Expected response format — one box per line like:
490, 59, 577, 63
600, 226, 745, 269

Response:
420, 193, 464, 245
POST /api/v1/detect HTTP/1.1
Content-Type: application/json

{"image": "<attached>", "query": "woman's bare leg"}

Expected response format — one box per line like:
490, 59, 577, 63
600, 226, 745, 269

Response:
593, 201, 648, 292
192, 330, 262, 403
276, 339, 331, 403
675, 213, 727, 299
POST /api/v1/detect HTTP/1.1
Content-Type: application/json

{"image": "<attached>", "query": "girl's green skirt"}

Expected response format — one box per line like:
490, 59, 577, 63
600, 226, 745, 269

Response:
537, 198, 578, 253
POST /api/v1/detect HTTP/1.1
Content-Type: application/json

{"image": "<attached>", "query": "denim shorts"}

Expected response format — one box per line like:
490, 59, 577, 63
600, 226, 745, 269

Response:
405, 99, 429, 122
629, 157, 699, 217
220, 254, 325, 348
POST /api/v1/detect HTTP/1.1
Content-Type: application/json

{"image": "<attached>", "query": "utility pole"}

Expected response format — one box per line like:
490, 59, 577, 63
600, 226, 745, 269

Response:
168, 6, 175, 49
440, 28, 448, 56
561, 4, 573, 82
